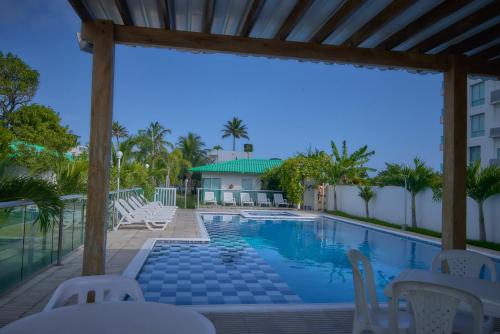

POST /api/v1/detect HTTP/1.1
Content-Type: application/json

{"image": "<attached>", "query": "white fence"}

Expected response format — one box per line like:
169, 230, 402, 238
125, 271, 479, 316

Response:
154, 187, 177, 206
321, 185, 500, 243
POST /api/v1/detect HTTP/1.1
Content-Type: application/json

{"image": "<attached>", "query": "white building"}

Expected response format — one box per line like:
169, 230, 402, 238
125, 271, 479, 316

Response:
207, 149, 252, 163
441, 78, 500, 169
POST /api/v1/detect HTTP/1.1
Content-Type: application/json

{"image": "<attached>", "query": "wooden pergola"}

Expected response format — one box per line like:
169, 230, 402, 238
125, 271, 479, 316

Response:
67, 0, 500, 275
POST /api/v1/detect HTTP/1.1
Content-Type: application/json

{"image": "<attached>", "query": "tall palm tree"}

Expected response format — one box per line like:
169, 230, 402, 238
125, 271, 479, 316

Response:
329, 141, 375, 211
358, 185, 375, 218
376, 157, 437, 228
212, 145, 223, 162
0, 159, 62, 232
138, 122, 172, 168
112, 121, 128, 149
467, 162, 500, 241
177, 133, 206, 167
221, 117, 249, 151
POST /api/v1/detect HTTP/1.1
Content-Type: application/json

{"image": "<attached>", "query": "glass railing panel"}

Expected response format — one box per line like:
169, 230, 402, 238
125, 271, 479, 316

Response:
0, 206, 25, 293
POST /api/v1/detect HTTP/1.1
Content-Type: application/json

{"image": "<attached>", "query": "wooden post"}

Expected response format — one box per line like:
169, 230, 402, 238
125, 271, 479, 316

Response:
82, 21, 115, 275
442, 56, 467, 250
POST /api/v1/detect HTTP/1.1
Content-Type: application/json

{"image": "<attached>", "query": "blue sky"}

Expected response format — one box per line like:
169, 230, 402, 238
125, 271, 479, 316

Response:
0, 0, 444, 171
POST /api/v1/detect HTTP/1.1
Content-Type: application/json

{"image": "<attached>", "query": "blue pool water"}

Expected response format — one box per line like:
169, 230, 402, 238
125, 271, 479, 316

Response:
137, 214, 500, 305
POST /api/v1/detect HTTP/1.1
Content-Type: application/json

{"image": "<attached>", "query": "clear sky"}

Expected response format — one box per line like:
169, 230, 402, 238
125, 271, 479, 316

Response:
0, 0, 444, 171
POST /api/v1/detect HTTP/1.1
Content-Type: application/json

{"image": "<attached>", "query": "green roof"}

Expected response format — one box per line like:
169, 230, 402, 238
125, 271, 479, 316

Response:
190, 159, 283, 174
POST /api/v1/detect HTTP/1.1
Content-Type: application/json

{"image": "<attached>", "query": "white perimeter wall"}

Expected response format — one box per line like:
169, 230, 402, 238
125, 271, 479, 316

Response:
323, 185, 500, 243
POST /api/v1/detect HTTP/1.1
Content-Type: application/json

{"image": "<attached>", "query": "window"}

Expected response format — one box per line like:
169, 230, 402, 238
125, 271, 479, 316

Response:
470, 114, 485, 137
497, 148, 500, 158
471, 82, 484, 106
469, 146, 481, 164
242, 178, 253, 190
202, 178, 221, 189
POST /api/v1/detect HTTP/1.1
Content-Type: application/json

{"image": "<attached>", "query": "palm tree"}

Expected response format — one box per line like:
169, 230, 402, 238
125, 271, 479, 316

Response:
0, 159, 62, 232
177, 133, 207, 167
212, 145, 223, 162
112, 121, 128, 149
329, 141, 375, 211
377, 157, 437, 229
358, 185, 375, 218
137, 122, 172, 168
466, 161, 500, 241
221, 117, 249, 151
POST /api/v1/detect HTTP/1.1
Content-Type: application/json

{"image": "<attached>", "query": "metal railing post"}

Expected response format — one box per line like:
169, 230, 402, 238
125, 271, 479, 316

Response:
197, 188, 200, 208
57, 206, 64, 266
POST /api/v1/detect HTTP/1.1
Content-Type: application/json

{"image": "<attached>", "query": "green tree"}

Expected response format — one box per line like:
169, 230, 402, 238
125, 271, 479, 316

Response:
357, 185, 375, 218
53, 159, 88, 195
212, 145, 223, 162
329, 141, 375, 211
0, 52, 39, 122
177, 133, 207, 167
376, 157, 437, 228
137, 121, 172, 168
466, 162, 500, 241
112, 121, 128, 149
221, 117, 249, 151
7, 104, 78, 152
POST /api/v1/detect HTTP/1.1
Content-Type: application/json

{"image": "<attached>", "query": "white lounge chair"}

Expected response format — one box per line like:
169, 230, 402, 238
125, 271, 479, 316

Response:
222, 192, 236, 206
204, 191, 217, 205
347, 249, 410, 334
44, 275, 144, 311
390, 281, 484, 334
273, 193, 289, 207
127, 197, 176, 218
240, 192, 254, 206
114, 201, 168, 231
119, 199, 173, 221
431, 249, 497, 281
257, 193, 271, 207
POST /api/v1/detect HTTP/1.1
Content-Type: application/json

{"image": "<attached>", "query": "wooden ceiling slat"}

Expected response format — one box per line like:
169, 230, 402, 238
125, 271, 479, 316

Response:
410, 1, 500, 53
342, 0, 416, 47
376, 0, 470, 50
114, 0, 133, 26
240, 0, 265, 37
157, 0, 171, 30
441, 23, 500, 55
311, 0, 365, 44
475, 43, 500, 60
68, 0, 92, 21
203, 0, 215, 34
274, 0, 312, 41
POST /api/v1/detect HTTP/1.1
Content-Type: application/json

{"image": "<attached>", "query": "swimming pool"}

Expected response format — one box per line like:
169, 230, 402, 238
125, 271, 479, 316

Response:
136, 214, 500, 305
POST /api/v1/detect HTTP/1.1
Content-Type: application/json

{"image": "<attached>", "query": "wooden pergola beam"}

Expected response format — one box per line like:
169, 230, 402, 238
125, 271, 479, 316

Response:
240, 0, 264, 37
442, 56, 467, 250
376, 0, 470, 50
81, 21, 115, 275
474, 44, 500, 61
410, 1, 500, 53
274, 0, 312, 41
342, 0, 415, 47
440, 23, 500, 55
114, 0, 133, 26
157, 0, 171, 30
311, 0, 366, 44
68, 0, 91, 22
203, 0, 215, 34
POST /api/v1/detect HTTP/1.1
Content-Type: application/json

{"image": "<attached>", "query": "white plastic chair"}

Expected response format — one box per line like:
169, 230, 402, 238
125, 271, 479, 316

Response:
44, 275, 145, 311
257, 193, 271, 206
222, 192, 236, 206
431, 249, 497, 281
347, 249, 409, 334
390, 281, 484, 334
240, 192, 254, 206
114, 201, 168, 231
273, 193, 289, 207
204, 191, 217, 205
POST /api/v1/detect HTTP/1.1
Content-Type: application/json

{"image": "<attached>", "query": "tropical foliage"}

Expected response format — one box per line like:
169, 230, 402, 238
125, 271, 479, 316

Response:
112, 121, 128, 148
358, 185, 375, 218
221, 117, 249, 151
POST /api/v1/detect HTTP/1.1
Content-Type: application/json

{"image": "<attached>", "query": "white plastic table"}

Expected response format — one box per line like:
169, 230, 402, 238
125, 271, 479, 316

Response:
384, 269, 500, 317
0, 302, 216, 334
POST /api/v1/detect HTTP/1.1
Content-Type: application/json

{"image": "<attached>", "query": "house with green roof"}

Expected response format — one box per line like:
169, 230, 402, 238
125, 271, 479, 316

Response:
189, 159, 282, 191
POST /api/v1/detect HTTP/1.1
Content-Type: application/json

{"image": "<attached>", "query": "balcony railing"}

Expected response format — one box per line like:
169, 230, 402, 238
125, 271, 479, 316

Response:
0, 188, 143, 294
491, 89, 500, 105
490, 127, 500, 138
196, 188, 286, 208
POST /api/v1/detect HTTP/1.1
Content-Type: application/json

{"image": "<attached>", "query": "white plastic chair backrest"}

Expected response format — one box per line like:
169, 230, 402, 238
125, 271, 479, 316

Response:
44, 275, 145, 311
138, 193, 148, 205
119, 199, 136, 214
223, 192, 234, 202
390, 281, 483, 334
129, 196, 144, 209
240, 192, 251, 202
347, 249, 379, 324
257, 193, 268, 203
431, 249, 497, 281
274, 193, 284, 203
205, 191, 215, 201
114, 201, 131, 219
127, 198, 141, 210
